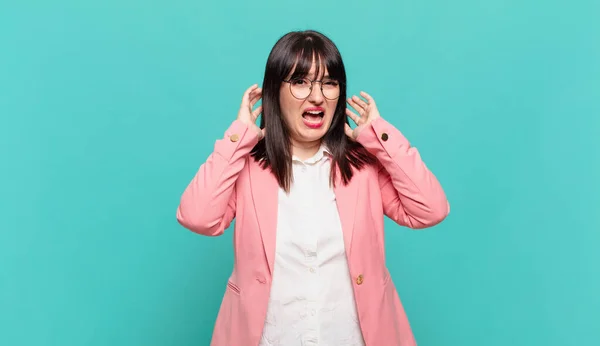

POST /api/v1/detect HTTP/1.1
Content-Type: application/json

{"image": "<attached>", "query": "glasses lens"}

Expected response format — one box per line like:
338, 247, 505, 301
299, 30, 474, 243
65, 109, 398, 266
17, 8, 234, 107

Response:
322, 79, 340, 99
290, 78, 311, 99
289, 78, 340, 99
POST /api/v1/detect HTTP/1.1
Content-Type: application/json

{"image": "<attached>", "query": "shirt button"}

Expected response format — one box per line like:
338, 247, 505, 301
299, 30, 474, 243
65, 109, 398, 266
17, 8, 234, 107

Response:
309, 267, 315, 273
356, 274, 364, 285
381, 133, 389, 141
230, 134, 240, 142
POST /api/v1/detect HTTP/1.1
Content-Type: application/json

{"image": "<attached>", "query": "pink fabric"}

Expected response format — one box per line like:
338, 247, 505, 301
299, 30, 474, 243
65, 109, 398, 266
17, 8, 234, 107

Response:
177, 117, 449, 346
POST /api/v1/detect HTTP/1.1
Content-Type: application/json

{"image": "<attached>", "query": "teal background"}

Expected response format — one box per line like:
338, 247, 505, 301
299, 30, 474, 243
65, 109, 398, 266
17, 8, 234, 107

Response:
1, 0, 599, 345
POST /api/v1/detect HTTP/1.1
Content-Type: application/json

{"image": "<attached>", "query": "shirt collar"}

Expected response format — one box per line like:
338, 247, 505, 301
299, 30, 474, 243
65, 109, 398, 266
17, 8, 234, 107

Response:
292, 143, 331, 164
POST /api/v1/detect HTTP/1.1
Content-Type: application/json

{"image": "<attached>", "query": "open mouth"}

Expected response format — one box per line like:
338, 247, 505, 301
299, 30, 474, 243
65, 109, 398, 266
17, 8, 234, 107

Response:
302, 110, 325, 129
302, 110, 325, 122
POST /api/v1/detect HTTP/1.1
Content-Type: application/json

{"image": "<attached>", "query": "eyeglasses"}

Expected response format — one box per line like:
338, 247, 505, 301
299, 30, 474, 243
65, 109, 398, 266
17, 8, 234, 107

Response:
282, 77, 341, 100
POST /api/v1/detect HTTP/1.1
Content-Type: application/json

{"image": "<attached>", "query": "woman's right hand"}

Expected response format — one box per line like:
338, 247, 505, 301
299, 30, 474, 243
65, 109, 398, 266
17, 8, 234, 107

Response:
237, 84, 265, 139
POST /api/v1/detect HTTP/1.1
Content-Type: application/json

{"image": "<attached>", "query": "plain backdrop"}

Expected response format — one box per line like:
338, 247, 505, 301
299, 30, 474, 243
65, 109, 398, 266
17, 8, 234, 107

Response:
1, 0, 599, 345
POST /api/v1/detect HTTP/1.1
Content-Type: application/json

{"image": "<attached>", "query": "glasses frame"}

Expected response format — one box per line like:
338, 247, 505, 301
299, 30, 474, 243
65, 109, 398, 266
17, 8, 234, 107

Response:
282, 77, 342, 100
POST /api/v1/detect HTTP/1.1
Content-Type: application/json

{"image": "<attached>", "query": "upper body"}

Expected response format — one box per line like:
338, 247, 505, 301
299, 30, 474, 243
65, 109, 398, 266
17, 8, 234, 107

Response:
262, 143, 364, 345
176, 30, 449, 346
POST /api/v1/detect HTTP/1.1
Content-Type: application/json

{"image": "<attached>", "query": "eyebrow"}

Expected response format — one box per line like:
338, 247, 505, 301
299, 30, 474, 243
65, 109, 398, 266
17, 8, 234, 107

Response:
299, 75, 335, 79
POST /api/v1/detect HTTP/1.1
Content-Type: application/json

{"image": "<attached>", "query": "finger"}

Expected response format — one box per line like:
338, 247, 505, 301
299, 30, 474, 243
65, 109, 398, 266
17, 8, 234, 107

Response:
249, 87, 261, 99
252, 105, 263, 119
250, 92, 262, 108
250, 87, 262, 103
242, 84, 259, 106
352, 95, 369, 110
347, 97, 364, 115
344, 123, 355, 141
359, 91, 375, 105
249, 87, 262, 98
346, 108, 360, 125
260, 127, 266, 139
245, 84, 259, 96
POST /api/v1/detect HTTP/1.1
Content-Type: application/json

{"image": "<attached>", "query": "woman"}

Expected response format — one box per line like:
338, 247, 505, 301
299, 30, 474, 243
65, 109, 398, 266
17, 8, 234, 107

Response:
177, 30, 449, 346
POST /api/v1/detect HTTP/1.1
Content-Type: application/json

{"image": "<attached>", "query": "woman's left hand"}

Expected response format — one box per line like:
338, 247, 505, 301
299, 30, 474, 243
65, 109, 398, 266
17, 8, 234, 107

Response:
345, 91, 382, 140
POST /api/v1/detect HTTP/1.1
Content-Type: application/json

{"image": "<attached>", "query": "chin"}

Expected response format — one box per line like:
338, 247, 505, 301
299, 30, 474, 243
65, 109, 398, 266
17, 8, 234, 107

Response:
301, 132, 326, 143
297, 118, 330, 141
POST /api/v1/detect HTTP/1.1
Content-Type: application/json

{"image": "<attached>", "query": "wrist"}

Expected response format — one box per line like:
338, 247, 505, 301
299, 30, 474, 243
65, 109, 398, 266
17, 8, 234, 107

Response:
251, 124, 263, 140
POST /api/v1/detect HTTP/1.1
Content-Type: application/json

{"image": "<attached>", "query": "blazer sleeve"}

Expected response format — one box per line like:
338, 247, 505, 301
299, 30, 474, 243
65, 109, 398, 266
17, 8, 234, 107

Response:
356, 117, 450, 229
176, 120, 260, 236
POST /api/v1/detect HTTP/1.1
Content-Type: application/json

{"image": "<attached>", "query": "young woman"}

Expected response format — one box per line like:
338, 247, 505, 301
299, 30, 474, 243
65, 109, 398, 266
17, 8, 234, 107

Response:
177, 29, 449, 346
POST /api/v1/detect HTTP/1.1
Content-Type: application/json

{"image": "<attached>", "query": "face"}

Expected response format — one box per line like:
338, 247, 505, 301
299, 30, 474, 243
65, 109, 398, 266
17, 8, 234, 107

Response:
279, 61, 339, 148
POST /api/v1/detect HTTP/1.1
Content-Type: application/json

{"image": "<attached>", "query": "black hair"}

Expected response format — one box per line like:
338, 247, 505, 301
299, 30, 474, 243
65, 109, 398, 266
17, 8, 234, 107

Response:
250, 30, 376, 192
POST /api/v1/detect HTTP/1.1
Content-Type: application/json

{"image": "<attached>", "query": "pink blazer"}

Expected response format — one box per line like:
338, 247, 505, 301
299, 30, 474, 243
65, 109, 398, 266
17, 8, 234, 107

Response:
177, 117, 450, 346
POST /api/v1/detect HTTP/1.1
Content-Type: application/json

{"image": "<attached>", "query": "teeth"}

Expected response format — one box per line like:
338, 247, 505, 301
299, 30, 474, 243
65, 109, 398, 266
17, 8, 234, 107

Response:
306, 110, 322, 114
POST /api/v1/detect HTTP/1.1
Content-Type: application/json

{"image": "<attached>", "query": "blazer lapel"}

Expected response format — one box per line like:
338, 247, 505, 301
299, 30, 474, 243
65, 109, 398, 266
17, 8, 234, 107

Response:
333, 167, 359, 258
249, 160, 278, 275
248, 159, 359, 274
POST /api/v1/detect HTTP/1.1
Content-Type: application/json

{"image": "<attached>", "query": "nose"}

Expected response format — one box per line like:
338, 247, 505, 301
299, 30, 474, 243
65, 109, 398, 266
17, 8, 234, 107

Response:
307, 83, 325, 104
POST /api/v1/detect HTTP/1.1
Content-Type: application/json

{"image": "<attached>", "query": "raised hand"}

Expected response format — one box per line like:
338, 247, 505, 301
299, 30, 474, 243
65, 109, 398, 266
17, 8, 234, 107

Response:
237, 84, 265, 139
345, 91, 382, 140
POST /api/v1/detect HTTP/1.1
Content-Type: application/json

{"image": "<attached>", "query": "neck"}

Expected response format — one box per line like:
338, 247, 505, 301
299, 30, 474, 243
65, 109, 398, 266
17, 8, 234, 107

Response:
291, 139, 321, 161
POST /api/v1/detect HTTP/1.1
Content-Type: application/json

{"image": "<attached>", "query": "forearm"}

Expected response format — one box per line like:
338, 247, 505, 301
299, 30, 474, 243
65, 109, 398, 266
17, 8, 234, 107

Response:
356, 117, 449, 228
176, 120, 259, 235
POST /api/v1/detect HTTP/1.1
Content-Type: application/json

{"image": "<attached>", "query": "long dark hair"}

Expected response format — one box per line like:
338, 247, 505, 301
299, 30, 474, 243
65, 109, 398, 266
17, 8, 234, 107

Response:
250, 30, 376, 192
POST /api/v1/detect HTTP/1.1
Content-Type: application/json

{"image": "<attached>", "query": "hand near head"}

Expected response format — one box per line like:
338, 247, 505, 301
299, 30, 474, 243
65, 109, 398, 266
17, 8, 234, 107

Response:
345, 91, 381, 140
237, 84, 265, 139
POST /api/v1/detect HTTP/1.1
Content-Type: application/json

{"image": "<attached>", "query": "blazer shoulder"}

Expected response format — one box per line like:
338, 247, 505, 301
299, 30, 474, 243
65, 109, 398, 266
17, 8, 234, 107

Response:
345, 161, 380, 186
362, 160, 383, 176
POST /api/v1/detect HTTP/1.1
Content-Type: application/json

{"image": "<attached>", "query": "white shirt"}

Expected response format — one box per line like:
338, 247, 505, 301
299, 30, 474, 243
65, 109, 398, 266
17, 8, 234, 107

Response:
259, 145, 365, 346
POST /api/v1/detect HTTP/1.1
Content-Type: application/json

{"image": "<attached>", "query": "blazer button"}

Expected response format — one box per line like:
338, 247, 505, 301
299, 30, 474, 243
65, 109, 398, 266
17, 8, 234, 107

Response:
356, 274, 364, 285
230, 134, 240, 142
381, 133, 389, 141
